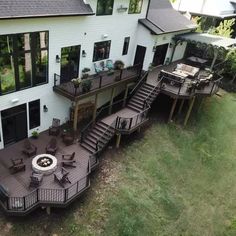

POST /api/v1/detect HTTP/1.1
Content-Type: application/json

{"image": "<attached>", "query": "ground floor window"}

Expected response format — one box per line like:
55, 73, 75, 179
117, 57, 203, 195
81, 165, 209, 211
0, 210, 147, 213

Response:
0, 31, 49, 95
93, 41, 111, 62
29, 99, 40, 129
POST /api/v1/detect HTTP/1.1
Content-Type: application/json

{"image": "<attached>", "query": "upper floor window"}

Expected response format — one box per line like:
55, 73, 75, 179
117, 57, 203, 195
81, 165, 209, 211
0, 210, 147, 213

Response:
96, 0, 114, 15
128, 0, 143, 14
0, 31, 48, 95
93, 41, 111, 62
122, 37, 130, 55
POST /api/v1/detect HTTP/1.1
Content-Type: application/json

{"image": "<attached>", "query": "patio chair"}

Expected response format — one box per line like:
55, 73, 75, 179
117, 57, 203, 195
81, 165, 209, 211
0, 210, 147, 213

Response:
9, 158, 26, 174
62, 152, 76, 168
94, 62, 102, 74
49, 118, 60, 136
0, 184, 9, 202
54, 167, 71, 187
106, 59, 114, 70
62, 130, 75, 146
22, 139, 37, 157
29, 172, 43, 188
46, 137, 58, 155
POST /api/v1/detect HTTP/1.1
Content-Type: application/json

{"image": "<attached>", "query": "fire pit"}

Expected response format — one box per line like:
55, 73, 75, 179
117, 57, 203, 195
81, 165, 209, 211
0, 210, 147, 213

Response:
32, 154, 57, 175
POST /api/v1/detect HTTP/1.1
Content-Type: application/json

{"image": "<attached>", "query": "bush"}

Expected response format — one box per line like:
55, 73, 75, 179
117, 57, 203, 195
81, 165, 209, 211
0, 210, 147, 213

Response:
114, 60, 125, 70
81, 79, 92, 93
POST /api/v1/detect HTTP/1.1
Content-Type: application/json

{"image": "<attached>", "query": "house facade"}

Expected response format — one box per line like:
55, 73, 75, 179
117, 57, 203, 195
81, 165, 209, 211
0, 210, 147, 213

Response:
0, 0, 195, 150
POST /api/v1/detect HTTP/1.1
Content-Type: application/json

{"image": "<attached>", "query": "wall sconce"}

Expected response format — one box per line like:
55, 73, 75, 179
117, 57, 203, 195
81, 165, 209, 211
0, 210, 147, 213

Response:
56, 55, 61, 63
43, 105, 48, 112
82, 50, 87, 57
152, 46, 156, 52
117, 5, 128, 13
169, 43, 173, 48
102, 34, 108, 39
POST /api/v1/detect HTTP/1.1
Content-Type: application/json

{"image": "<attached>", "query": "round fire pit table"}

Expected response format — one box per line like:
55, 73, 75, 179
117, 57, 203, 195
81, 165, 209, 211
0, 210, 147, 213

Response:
32, 154, 57, 175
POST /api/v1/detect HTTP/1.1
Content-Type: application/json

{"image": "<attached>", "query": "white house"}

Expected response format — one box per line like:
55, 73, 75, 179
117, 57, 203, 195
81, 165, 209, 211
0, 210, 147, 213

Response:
0, 0, 195, 150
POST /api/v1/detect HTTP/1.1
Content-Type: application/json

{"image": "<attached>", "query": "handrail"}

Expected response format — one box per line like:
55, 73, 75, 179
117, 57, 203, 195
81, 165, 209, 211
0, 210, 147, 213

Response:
129, 71, 149, 96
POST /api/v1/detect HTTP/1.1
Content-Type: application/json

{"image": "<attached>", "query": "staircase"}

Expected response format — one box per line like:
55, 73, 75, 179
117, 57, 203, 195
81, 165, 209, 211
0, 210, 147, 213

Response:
80, 121, 116, 154
127, 83, 160, 112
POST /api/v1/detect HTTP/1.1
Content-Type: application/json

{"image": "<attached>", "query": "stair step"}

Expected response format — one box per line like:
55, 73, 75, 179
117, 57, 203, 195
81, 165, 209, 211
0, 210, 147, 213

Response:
140, 87, 152, 94
85, 135, 99, 145
129, 99, 144, 106
82, 139, 97, 150
128, 101, 144, 109
127, 104, 142, 112
94, 126, 114, 139
143, 83, 155, 89
135, 92, 148, 100
97, 121, 115, 132
80, 143, 96, 154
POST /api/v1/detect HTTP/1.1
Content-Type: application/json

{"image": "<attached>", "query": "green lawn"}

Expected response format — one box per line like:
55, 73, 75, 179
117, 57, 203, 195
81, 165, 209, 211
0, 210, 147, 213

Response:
1, 91, 236, 236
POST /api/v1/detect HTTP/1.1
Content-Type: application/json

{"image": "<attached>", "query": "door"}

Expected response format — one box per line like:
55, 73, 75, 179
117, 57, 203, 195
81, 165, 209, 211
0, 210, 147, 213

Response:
152, 44, 169, 67
1, 104, 27, 146
60, 45, 81, 84
133, 45, 146, 66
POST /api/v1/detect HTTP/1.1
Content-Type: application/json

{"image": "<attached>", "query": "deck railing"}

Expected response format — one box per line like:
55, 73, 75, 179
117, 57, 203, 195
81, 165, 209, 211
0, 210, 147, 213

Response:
53, 64, 142, 98
1, 161, 90, 214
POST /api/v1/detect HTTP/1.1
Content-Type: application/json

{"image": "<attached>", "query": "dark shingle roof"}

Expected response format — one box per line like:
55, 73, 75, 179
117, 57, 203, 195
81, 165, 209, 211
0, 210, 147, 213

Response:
139, 0, 196, 35
0, 0, 94, 19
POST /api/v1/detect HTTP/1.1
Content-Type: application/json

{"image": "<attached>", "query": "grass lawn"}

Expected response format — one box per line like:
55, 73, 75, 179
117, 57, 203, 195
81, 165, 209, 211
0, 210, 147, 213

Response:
1, 91, 236, 236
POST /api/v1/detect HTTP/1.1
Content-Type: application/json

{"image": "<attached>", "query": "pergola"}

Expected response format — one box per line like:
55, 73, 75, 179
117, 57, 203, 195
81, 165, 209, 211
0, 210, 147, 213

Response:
173, 32, 236, 69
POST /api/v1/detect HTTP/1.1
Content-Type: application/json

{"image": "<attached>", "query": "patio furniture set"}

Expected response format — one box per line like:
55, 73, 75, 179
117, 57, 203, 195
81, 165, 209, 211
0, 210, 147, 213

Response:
159, 59, 213, 93
8, 118, 77, 189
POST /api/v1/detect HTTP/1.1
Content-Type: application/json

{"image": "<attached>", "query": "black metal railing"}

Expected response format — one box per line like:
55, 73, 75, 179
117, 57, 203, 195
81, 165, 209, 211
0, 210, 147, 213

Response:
53, 64, 142, 98
1, 162, 90, 213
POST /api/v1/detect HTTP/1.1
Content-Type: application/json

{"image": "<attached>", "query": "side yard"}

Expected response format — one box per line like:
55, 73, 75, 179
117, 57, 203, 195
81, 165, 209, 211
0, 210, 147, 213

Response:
1, 91, 236, 236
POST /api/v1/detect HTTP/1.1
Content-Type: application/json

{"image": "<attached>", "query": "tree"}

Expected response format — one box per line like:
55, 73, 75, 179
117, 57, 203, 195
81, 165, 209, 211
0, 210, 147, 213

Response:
225, 49, 236, 83
209, 19, 235, 38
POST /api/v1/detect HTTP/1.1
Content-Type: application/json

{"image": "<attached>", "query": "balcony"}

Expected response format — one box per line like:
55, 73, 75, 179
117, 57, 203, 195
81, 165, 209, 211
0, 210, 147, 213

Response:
53, 64, 142, 101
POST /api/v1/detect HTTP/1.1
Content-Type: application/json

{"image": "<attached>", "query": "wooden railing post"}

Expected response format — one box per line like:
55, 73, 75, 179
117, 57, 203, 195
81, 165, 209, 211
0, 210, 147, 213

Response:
99, 75, 102, 88
129, 118, 133, 130
23, 197, 26, 211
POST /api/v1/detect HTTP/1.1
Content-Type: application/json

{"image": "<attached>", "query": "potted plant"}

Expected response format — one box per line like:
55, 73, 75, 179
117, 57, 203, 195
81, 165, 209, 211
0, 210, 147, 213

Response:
32, 130, 39, 139
81, 79, 92, 93
114, 60, 125, 70
71, 78, 82, 89
81, 68, 91, 80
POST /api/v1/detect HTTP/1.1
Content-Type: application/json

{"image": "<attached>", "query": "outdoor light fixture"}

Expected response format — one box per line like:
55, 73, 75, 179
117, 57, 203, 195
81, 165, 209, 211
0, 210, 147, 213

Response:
152, 46, 156, 52
102, 34, 108, 39
56, 55, 61, 63
43, 105, 48, 112
169, 43, 173, 48
82, 50, 87, 57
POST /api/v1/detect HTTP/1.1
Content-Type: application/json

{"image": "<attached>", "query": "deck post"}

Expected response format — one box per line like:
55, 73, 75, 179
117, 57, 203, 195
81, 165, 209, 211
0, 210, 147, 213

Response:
73, 102, 79, 131
46, 206, 51, 215
210, 49, 218, 71
177, 99, 185, 115
92, 93, 98, 123
184, 97, 196, 126
109, 87, 115, 115
168, 98, 178, 123
116, 133, 121, 148
123, 84, 129, 107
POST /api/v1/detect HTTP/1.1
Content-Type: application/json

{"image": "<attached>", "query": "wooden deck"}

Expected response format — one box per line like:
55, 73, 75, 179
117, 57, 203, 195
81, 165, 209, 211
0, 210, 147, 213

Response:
146, 60, 221, 99
53, 65, 141, 101
0, 131, 93, 214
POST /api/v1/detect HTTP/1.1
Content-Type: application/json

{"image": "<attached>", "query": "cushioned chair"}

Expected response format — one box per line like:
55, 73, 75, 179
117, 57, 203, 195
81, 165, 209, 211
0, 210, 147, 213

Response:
62, 130, 75, 146
46, 138, 58, 155
9, 158, 26, 174
49, 118, 60, 136
94, 63, 102, 74
106, 59, 114, 70
22, 139, 37, 157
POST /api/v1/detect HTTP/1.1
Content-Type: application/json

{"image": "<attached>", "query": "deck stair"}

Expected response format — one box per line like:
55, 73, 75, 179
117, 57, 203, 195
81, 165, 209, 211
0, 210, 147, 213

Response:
80, 121, 116, 154
127, 83, 160, 112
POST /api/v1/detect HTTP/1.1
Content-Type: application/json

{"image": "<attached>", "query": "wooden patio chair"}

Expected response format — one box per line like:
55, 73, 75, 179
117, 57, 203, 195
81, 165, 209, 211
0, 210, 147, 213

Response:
9, 158, 26, 174
29, 172, 43, 188
62, 130, 75, 146
22, 139, 37, 157
54, 167, 71, 187
46, 137, 58, 155
49, 118, 60, 136
62, 152, 76, 168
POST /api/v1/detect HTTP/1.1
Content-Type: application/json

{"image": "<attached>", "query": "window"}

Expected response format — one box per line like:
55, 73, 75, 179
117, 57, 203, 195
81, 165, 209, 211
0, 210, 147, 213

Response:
29, 99, 40, 129
96, 0, 114, 15
128, 0, 143, 14
122, 37, 130, 55
0, 31, 48, 95
93, 41, 111, 62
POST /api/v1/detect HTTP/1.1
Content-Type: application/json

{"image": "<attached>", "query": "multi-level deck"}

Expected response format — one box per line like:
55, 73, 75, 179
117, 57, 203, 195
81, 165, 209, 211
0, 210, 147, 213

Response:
0, 60, 222, 215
